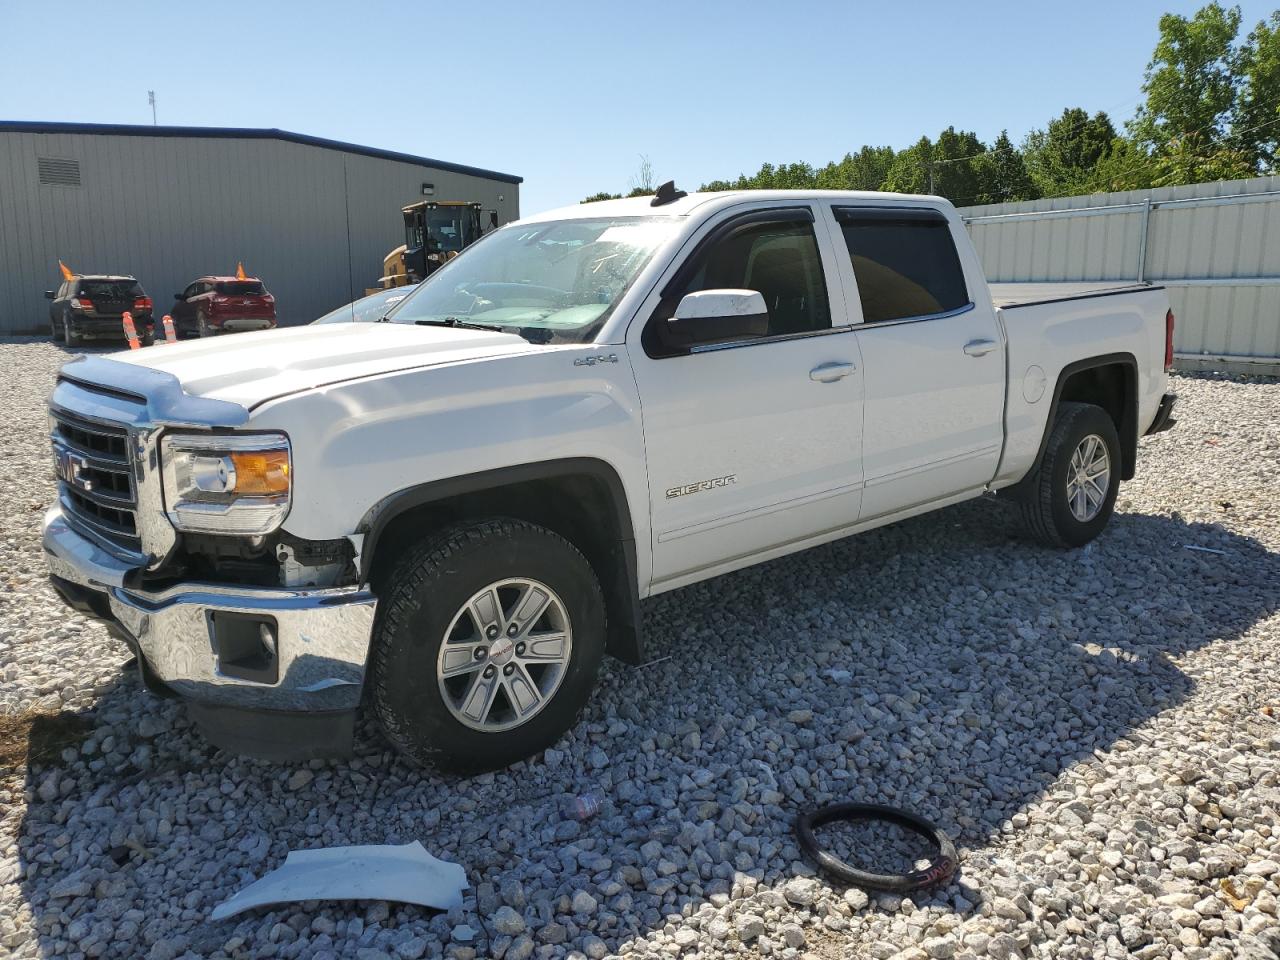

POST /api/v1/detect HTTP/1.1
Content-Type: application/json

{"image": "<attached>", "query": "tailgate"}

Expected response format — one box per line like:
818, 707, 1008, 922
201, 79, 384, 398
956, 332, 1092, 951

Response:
216, 295, 273, 317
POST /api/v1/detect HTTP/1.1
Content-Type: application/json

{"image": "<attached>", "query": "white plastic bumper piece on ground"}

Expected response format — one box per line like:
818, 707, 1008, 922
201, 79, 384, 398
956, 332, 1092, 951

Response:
210, 841, 468, 921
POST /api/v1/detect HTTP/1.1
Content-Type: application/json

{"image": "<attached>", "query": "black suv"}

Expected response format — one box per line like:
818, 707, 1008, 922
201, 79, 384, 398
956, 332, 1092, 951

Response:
46, 276, 154, 346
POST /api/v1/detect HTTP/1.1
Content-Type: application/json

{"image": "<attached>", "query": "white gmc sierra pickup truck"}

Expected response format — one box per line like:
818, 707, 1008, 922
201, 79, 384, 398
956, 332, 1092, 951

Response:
43, 187, 1177, 769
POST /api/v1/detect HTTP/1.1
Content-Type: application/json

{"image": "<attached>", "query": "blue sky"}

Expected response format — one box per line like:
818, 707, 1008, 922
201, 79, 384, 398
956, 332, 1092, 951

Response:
3, 0, 1277, 214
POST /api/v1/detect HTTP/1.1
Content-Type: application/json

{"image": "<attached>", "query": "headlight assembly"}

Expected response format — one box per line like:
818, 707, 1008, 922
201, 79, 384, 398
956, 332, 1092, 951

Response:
161, 433, 291, 535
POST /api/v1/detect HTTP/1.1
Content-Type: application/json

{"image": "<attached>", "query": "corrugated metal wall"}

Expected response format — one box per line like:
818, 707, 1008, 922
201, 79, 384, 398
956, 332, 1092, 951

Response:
959, 176, 1280, 374
0, 130, 520, 334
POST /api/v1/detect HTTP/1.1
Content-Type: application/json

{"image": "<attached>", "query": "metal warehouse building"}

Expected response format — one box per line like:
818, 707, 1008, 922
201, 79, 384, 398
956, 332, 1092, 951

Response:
0, 121, 522, 335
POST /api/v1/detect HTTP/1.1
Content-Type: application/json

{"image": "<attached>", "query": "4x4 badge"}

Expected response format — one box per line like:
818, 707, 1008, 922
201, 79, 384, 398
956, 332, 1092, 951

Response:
574, 354, 618, 366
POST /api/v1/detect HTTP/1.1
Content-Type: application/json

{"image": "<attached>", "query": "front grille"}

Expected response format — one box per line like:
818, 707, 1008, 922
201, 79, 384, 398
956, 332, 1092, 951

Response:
50, 410, 141, 555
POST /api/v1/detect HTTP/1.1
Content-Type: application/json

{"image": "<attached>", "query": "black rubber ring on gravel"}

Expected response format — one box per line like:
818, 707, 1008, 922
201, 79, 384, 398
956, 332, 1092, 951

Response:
796, 803, 958, 893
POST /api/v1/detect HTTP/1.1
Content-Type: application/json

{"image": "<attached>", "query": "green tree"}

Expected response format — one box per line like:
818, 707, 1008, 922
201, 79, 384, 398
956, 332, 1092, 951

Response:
1128, 3, 1244, 182
813, 146, 896, 191
969, 131, 1040, 204
1023, 108, 1119, 195
701, 160, 817, 191
1233, 12, 1280, 168
1087, 138, 1158, 192
881, 136, 933, 194
882, 128, 987, 202
1149, 132, 1256, 185
580, 191, 622, 203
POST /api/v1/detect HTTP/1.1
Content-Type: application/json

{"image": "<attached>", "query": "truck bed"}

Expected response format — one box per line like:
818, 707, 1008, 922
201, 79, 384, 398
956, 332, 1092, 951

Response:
989, 281, 1160, 310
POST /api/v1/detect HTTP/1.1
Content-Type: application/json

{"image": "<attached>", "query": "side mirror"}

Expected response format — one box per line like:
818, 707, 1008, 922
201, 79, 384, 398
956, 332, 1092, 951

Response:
44, 290, 55, 299
173, 293, 185, 300
665, 289, 768, 349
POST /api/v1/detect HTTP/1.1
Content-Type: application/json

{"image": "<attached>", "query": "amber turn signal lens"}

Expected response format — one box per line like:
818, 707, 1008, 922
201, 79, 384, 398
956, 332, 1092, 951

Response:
229, 450, 290, 495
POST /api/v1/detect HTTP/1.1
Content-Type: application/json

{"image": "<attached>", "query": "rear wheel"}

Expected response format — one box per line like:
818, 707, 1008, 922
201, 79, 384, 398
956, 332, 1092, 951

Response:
369, 518, 606, 771
197, 311, 215, 338
1017, 401, 1121, 548
63, 315, 82, 347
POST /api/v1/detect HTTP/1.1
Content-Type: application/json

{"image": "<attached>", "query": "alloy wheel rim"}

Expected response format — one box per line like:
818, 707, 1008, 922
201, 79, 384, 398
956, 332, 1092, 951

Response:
436, 577, 573, 732
1066, 434, 1111, 522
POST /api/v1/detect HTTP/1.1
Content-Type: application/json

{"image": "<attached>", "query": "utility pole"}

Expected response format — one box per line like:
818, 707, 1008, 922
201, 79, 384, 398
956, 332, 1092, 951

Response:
148, 91, 156, 126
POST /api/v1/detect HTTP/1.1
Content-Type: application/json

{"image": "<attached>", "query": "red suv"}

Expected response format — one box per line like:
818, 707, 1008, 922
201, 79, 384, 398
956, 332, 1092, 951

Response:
170, 276, 276, 337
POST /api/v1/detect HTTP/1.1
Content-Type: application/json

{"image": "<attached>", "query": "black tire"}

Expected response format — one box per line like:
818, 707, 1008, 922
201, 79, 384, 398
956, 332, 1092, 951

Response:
51, 316, 63, 342
1017, 401, 1121, 548
796, 803, 957, 893
369, 518, 606, 771
63, 315, 82, 347
197, 311, 215, 338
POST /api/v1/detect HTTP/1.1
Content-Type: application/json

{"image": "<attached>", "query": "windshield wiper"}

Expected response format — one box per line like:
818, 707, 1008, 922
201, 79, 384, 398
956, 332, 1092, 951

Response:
414, 316, 506, 333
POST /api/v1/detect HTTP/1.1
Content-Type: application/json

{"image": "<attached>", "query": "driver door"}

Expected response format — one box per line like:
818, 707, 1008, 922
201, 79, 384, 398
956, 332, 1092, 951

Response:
629, 205, 864, 590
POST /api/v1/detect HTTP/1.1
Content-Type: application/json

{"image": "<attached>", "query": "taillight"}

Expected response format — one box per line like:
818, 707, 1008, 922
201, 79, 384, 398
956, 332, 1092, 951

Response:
133, 296, 153, 311
1164, 309, 1175, 372
70, 297, 93, 311
262, 293, 275, 304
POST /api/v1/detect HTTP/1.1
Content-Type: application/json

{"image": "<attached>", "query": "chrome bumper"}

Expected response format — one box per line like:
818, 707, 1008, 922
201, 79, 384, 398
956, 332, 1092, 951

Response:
42, 506, 376, 714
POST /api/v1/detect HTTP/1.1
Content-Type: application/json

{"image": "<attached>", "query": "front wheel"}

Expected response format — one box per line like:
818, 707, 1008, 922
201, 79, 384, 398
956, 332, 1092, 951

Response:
369, 518, 606, 771
1017, 401, 1121, 548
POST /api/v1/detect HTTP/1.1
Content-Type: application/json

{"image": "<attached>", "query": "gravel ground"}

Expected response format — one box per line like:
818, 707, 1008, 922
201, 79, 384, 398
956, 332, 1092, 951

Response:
2, 338, 1279, 960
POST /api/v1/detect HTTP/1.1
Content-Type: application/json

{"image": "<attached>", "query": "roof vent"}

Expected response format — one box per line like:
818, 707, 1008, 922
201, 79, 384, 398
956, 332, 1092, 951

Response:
650, 180, 687, 207
38, 157, 81, 187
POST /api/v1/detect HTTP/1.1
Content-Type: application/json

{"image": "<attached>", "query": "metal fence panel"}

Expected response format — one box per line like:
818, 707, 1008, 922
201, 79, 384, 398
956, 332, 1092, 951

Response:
960, 176, 1280, 374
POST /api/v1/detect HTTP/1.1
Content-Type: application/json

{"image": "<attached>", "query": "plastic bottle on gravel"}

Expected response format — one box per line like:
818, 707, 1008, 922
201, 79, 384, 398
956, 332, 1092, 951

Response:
563, 793, 601, 821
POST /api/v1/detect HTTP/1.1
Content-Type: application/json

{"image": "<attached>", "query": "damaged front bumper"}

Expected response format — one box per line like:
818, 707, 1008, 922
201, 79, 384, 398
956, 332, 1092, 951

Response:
42, 506, 377, 760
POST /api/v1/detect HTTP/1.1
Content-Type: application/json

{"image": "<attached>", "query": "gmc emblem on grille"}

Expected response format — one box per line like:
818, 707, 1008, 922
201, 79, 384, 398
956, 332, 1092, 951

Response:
53, 445, 93, 492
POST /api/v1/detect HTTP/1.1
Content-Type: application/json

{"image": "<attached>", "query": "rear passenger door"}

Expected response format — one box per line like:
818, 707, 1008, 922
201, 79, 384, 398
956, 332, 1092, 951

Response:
827, 205, 1004, 522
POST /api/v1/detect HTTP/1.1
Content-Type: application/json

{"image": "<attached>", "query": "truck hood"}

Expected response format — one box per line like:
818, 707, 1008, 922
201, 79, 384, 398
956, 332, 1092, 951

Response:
101, 322, 535, 411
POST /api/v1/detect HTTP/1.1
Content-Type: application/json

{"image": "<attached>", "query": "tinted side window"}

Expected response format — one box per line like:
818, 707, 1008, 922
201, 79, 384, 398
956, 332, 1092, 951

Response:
836, 209, 969, 323
662, 219, 831, 340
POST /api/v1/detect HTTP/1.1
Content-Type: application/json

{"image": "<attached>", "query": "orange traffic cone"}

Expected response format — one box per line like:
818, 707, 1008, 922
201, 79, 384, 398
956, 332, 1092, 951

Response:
122, 311, 140, 350
162, 314, 177, 344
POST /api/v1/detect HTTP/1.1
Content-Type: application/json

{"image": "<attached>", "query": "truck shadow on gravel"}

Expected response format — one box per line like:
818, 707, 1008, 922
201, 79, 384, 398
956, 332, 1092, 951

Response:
12, 499, 1279, 958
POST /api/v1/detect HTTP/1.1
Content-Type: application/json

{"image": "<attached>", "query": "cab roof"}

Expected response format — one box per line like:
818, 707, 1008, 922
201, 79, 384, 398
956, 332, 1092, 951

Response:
74, 274, 137, 282
520, 189, 954, 224
198, 276, 263, 283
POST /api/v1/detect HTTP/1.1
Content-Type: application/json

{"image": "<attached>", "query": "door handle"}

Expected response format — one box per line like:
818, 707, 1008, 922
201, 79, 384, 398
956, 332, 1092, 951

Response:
963, 339, 998, 357
809, 361, 856, 383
